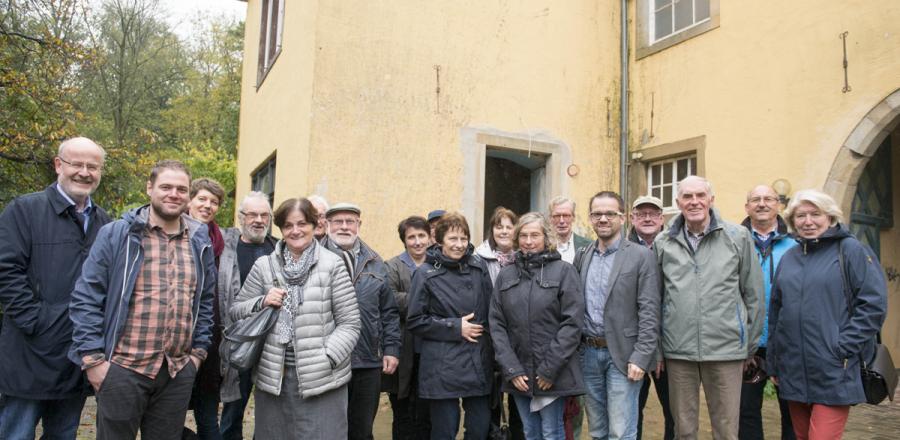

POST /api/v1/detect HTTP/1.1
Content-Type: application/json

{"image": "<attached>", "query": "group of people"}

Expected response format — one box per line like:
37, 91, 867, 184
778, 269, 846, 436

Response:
0, 136, 888, 440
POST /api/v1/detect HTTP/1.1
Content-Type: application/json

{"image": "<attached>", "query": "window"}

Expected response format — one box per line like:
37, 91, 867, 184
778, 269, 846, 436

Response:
651, 0, 710, 43
252, 155, 276, 204
257, 0, 285, 86
647, 155, 697, 210
635, 0, 719, 59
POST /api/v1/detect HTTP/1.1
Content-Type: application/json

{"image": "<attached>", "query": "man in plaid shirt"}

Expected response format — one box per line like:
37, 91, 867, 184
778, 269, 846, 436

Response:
69, 160, 216, 439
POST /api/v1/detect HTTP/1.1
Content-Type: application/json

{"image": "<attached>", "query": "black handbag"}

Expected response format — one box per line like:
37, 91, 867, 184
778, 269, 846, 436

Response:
488, 393, 510, 440
223, 255, 281, 372
837, 240, 897, 404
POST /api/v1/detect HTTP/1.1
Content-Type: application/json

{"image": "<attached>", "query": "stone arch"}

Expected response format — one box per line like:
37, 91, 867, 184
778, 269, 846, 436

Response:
824, 88, 900, 215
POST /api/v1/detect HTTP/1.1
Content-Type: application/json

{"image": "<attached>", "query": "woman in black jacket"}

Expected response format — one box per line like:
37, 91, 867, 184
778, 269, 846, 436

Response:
767, 189, 887, 439
490, 212, 584, 440
407, 212, 495, 440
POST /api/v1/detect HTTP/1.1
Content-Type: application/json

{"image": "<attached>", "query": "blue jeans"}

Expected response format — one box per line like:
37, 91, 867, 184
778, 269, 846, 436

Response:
220, 369, 253, 440
428, 395, 491, 440
193, 389, 221, 440
0, 394, 86, 440
582, 347, 642, 440
511, 394, 566, 440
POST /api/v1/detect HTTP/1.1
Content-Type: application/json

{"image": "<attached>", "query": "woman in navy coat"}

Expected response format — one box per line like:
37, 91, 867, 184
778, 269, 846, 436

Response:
767, 189, 887, 439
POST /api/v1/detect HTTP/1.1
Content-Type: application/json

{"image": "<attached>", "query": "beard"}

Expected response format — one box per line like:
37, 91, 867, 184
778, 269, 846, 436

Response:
241, 224, 269, 243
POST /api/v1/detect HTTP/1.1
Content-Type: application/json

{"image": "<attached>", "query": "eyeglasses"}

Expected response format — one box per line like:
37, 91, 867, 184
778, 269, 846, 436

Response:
58, 157, 102, 173
589, 211, 623, 221
241, 211, 271, 221
517, 233, 544, 241
748, 196, 779, 205
632, 211, 661, 220
550, 214, 573, 221
329, 218, 359, 227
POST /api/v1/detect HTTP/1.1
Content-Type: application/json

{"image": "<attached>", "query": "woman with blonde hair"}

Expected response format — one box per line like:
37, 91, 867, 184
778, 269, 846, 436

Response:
767, 189, 887, 440
489, 212, 584, 440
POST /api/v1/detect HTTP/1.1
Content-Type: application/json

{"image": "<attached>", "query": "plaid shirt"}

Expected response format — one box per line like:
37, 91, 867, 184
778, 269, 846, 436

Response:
111, 221, 201, 378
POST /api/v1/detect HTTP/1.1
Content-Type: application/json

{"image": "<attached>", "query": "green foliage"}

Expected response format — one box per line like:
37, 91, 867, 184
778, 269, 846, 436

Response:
0, 0, 243, 223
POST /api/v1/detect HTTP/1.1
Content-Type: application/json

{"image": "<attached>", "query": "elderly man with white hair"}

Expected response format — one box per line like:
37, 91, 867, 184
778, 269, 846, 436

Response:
653, 176, 765, 440
218, 191, 278, 439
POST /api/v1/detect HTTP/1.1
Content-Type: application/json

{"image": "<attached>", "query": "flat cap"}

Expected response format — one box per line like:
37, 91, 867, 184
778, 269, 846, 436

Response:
631, 195, 664, 210
427, 209, 446, 222
326, 202, 361, 217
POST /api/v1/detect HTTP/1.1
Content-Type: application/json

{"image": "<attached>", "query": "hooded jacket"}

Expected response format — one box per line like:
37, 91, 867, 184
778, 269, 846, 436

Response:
654, 208, 765, 361
407, 245, 494, 399
0, 184, 110, 399
740, 216, 797, 348
69, 206, 216, 367
767, 225, 887, 405
489, 250, 585, 397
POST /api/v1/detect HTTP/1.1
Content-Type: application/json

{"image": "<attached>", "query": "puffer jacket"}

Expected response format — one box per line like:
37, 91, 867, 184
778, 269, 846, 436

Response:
740, 216, 797, 348
654, 208, 765, 361
489, 250, 584, 397
407, 245, 494, 399
230, 240, 360, 399
767, 225, 887, 405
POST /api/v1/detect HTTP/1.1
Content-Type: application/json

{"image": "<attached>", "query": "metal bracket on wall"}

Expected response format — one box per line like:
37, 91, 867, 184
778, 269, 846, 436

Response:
433, 65, 441, 114
606, 98, 613, 138
840, 31, 851, 93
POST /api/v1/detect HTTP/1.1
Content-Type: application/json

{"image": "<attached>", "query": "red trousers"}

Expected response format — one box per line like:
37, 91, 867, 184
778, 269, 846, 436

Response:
787, 401, 850, 440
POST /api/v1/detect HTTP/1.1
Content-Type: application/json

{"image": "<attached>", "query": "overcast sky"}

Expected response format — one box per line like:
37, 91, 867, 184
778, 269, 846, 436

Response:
158, 0, 247, 38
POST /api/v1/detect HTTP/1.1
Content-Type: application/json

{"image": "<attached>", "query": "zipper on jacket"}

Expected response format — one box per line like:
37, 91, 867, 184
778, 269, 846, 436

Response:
192, 243, 211, 333
110, 235, 142, 358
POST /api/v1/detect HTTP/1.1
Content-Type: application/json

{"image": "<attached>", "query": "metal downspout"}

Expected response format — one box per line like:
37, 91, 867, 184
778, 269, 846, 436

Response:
620, 0, 629, 201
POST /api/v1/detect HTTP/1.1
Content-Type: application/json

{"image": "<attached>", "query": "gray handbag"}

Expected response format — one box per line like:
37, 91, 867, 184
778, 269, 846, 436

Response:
223, 254, 281, 372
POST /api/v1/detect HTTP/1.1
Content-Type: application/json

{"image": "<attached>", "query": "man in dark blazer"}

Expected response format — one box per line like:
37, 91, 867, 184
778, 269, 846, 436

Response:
574, 191, 661, 440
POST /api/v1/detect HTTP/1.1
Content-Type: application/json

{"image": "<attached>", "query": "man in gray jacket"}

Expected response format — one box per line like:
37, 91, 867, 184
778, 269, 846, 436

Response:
218, 191, 277, 439
574, 191, 661, 440
654, 176, 765, 440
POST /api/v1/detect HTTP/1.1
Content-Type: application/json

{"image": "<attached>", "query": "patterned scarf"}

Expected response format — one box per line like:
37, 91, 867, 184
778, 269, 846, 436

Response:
496, 248, 516, 267
276, 240, 316, 344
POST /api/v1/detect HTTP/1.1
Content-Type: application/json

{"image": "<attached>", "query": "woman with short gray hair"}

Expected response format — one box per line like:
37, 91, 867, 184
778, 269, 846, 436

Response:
768, 189, 887, 439
490, 213, 584, 440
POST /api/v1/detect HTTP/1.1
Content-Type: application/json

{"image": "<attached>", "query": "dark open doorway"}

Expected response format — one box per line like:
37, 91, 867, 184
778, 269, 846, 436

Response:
483, 147, 548, 240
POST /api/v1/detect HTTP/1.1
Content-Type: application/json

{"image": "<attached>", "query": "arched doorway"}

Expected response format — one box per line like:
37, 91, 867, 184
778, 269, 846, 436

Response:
823, 88, 900, 359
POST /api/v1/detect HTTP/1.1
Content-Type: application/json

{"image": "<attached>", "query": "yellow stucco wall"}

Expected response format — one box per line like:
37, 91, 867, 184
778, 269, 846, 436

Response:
238, 0, 622, 256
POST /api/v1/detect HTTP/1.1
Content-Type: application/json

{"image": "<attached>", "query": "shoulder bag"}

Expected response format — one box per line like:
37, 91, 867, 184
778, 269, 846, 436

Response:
837, 240, 897, 404
223, 255, 281, 372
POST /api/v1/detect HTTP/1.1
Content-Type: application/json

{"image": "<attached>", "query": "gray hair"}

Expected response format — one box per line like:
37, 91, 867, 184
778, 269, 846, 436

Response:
784, 189, 843, 232
548, 195, 576, 213
58, 137, 107, 161
307, 194, 329, 212
513, 212, 558, 252
238, 191, 272, 214
676, 175, 714, 197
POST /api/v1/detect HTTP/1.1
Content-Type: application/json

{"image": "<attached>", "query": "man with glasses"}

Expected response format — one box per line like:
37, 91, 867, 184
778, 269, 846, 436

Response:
0, 137, 111, 439
626, 195, 675, 440
738, 186, 796, 440
307, 194, 330, 242
574, 191, 661, 440
323, 203, 401, 440
654, 176, 764, 440
219, 191, 277, 439
549, 196, 592, 264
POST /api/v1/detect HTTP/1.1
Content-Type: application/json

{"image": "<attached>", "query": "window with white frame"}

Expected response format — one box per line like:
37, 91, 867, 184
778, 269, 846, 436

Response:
651, 0, 711, 43
257, 0, 285, 86
647, 155, 697, 210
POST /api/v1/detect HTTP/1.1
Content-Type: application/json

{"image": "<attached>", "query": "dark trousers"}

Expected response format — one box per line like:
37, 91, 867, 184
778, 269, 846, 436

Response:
637, 369, 674, 440
96, 361, 197, 440
739, 349, 795, 440
192, 388, 221, 440
348, 367, 382, 440
220, 369, 253, 440
429, 395, 491, 440
388, 392, 431, 440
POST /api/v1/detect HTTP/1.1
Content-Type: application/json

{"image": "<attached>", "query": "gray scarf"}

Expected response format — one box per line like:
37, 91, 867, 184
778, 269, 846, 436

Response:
275, 240, 316, 344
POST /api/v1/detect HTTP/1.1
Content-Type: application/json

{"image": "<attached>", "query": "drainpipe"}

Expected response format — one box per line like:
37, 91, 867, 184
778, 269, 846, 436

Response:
619, 0, 629, 202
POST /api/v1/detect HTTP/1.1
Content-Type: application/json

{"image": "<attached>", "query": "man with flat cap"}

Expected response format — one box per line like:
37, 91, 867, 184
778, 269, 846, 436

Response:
323, 203, 401, 440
